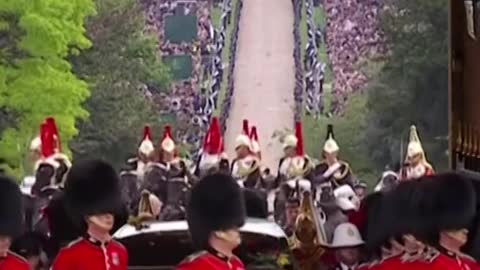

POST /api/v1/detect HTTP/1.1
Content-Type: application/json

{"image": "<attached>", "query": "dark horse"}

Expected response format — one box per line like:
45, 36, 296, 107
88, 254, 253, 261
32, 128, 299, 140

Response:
158, 178, 190, 221
142, 162, 193, 221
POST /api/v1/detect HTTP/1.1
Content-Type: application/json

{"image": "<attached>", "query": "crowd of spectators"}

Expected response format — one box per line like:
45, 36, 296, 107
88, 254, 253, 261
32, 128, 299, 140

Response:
140, 0, 241, 160
141, 0, 216, 150
323, 0, 386, 115
218, 0, 242, 134
292, 0, 304, 123
304, 0, 325, 118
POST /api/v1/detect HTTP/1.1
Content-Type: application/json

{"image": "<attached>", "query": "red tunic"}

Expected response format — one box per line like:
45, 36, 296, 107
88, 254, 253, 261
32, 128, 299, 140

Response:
0, 251, 29, 270
52, 238, 128, 270
176, 250, 245, 270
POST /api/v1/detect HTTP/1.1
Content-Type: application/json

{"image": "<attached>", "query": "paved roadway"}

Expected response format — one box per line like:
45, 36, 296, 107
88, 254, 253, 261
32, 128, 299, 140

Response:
225, 0, 295, 171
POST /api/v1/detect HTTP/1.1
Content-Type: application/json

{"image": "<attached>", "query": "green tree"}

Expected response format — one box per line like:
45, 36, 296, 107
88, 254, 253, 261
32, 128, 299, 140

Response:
365, 0, 449, 171
0, 0, 95, 175
70, 0, 171, 168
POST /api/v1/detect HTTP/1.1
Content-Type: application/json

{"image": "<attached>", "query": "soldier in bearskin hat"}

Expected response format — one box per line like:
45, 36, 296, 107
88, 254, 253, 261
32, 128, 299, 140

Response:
359, 173, 478, 270
176, 173, 246, 270
0, 175, 29, 270
51, 160, 128, 270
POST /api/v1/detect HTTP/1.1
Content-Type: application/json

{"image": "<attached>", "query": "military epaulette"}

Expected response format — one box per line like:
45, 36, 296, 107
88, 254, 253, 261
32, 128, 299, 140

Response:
180, 251, 208, 264
401, 246, 439, 264
7, 251, 28, 263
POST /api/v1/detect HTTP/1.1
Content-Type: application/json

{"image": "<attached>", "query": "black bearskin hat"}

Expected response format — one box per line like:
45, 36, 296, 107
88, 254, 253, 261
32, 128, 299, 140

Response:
364, 179, 425, 254
186, 173, 246, 249
44, 192, 82, 249
64, 159, 123, 220
0, 176, 23, 238
365, 173, 475, 254
243, 189, 268, 219
11, 232, 45, 259
419, 173, 475, 232
463, 172, 480, 260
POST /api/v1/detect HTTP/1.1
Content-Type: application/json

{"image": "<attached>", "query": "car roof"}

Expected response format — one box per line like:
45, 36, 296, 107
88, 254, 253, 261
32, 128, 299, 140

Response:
114, 218, 287, 239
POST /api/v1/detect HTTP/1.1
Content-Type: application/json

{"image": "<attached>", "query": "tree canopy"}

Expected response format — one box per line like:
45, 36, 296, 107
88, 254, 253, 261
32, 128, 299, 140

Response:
364, 0, 449, 172
70, 0, 171, 169
304, 0, 448, 186
0, 0, 95, 174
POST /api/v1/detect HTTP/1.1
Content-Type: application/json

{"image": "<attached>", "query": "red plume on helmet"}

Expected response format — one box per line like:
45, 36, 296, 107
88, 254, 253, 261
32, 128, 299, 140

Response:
249, 126, 261, 158
203, 117, 222, 154
40, 122, 55, 158
242, 119, 249, 135
295, 121, 305, 156
249, 126, 259, 141
46, 117, 61, 152
163, 125, 173, 140
138, 125, 155, 156
160, 125, 176, 153
143, 126, 153, 141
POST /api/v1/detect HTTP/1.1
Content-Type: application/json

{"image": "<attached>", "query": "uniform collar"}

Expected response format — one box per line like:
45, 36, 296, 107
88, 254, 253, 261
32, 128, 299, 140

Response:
85, 235, 111, 247
206, 246, 233, 262
437, 245, 460, 258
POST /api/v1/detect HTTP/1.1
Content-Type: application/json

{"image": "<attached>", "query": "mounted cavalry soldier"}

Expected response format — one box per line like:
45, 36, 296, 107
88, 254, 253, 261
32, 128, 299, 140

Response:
29, 117, 71, 197
52, 160, 128, 270
313, 124, 353, 188
0, 176, 30, 270
400, 125, 435, 180
231, 120, 262, 188
177, 173, 246, 270
196, 117, 229, 177
277, 126, 299, 181
137, 125, 155, 180
278, 121, 314, 182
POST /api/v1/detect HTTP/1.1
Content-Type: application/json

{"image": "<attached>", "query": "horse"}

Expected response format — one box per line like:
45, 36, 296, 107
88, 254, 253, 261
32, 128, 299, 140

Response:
119, 170, 141, 214
141, 162, 169, 203
374, 170, 400, 192
158, 177, 190, 221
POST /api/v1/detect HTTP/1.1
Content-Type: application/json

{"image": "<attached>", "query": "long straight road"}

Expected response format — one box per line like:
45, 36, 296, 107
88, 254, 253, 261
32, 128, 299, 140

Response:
225, 0, 295, 171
